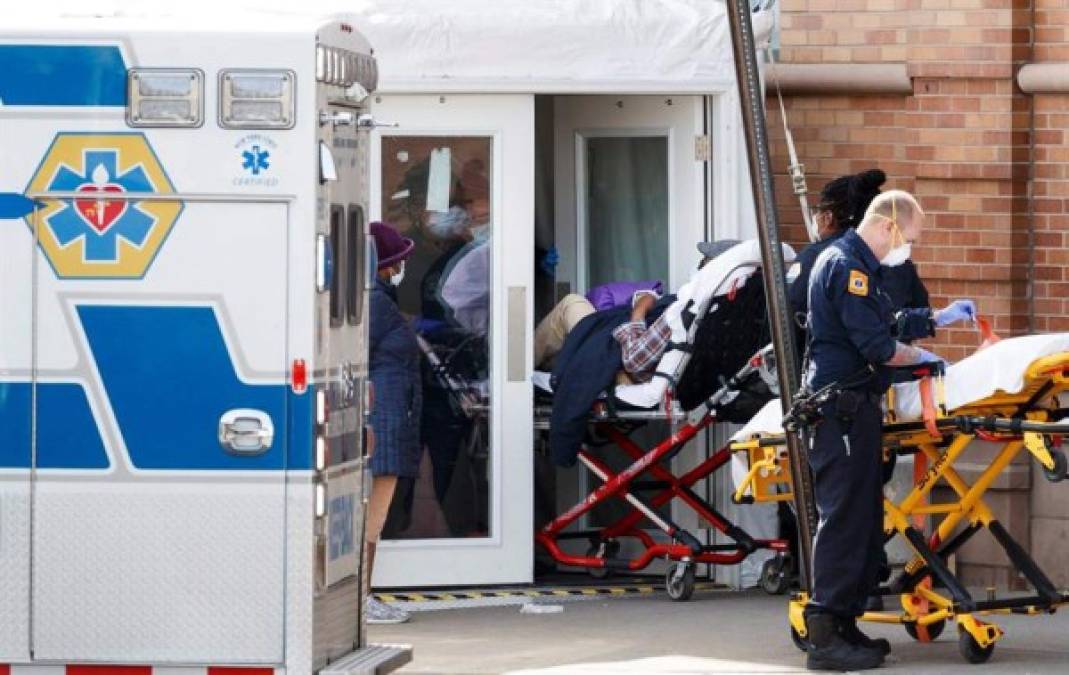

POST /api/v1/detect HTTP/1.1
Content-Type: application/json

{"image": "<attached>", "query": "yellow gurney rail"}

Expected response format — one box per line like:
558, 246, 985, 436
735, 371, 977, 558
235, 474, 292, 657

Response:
731, 351, 1069, 664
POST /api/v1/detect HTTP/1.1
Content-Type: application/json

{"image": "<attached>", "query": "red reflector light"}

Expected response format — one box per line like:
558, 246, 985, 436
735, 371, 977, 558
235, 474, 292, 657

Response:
291, 358, 308, 394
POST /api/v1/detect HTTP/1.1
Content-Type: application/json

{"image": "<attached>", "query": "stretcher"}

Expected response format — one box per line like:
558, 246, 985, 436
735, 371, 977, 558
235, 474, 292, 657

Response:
729, 332, 1069, 663
534, 240, 796, 600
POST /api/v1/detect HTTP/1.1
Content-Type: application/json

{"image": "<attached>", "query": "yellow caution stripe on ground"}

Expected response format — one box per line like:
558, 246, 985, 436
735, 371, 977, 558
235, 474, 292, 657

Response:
375, 582, 723, 604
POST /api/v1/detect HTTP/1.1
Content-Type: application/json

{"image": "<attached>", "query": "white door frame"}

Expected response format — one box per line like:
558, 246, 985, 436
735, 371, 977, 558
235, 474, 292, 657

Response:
369, 94, 534, 587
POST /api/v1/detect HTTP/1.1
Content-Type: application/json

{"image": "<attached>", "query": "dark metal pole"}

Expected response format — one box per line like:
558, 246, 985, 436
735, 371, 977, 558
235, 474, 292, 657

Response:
723, 0, 817, 592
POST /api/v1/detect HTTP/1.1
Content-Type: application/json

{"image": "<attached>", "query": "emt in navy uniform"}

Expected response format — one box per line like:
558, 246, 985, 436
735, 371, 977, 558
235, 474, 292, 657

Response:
792, 171, 976, 613
802, 190, 971, 671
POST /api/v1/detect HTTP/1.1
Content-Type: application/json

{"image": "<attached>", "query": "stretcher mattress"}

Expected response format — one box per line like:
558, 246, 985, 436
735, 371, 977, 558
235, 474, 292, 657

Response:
892, 333, 1069, 419
732, 333, 1069, 442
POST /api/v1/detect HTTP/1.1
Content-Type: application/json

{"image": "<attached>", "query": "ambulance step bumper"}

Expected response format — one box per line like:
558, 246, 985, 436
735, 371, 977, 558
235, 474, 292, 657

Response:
321, 643, 413, 675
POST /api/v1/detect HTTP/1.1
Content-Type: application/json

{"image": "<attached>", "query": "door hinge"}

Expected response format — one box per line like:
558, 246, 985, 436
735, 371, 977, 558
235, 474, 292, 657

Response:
694, 135, 711, 162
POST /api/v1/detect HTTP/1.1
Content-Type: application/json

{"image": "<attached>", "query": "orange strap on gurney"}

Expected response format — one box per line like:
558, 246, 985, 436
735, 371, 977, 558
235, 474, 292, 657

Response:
976, 314, 1001, 351
918, 377, 940, 438
916, 314, 1000, 438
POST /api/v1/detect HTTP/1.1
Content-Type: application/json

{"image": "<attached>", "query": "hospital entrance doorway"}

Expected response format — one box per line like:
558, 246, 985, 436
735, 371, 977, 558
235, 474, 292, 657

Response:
535, 95, 718, 581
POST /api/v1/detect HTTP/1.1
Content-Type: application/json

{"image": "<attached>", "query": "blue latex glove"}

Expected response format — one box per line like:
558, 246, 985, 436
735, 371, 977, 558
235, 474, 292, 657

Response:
934, 299, 976, 327
539, 246, 559, 277
915, 347, 939, 363
913, 347, 948, 366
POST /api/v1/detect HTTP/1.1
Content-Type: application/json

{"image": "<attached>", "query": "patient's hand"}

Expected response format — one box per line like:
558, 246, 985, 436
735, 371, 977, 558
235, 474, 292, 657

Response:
631, 292, 657, 321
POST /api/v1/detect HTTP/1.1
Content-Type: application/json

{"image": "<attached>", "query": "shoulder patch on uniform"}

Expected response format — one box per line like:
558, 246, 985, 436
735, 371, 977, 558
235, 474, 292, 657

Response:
848, 269, 869, 296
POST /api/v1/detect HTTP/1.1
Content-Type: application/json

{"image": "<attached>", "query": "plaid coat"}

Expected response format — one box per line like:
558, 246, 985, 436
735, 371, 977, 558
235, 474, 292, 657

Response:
368, 280, 422, 478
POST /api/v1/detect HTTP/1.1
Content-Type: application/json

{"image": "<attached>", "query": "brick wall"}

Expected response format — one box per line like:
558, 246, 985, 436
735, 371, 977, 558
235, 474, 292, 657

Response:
771, 0, 1069, 587
770, 0, 1033, 363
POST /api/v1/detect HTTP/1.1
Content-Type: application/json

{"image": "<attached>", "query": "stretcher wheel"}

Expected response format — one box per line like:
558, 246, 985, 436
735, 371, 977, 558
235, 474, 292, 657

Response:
585, 540, 619, 580
958, 627, 995, 664
790, 625, 809, 652
665, 562, 696, 602
905, 618, 945, 642
1043, 449, 1067, 483
759, 554, 791, 595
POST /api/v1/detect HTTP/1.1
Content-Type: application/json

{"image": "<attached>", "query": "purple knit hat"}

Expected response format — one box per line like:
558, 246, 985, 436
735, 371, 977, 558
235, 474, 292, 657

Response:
370, 221, 415, 269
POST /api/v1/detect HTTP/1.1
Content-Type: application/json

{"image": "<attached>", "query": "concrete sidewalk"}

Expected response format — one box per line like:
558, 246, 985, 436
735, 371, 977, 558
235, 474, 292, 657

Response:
370, 589, 1069, 674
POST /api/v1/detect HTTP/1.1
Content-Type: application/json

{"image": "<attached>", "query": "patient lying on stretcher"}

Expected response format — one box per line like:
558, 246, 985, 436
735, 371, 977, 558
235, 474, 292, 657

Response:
533, 239, 741, 384
543, 239, 795, 467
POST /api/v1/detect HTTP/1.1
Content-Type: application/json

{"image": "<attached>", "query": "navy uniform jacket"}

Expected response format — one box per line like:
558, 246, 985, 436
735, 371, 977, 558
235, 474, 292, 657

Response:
805, 229, 898, 393
792, 232, 933, 344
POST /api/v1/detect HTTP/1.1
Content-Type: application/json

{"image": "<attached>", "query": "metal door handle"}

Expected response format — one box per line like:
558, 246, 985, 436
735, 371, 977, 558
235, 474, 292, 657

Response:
218, 408, 274, 455
356, 113, 399, 130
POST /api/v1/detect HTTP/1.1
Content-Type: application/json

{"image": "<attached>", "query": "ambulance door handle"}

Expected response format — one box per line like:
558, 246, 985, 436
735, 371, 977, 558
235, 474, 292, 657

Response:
356, 113, 398, 130
319, 110, 356, 128
218, 408, 274, 455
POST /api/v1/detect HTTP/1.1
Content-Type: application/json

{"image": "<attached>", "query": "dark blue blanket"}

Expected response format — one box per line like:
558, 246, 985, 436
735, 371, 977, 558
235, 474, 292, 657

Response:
549, 297, 672, 467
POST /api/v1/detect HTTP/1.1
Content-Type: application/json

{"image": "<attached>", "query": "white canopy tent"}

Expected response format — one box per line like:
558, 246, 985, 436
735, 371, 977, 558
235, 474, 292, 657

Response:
350, 0, 774, 93
25, 0, 772, 93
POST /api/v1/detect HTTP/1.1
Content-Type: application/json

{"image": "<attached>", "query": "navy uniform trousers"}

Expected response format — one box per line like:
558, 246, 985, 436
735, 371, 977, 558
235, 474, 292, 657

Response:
809, 391, 885, 618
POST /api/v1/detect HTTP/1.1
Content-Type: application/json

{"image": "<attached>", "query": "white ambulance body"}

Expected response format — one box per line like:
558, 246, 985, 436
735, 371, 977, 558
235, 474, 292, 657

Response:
0, 11, 407, 674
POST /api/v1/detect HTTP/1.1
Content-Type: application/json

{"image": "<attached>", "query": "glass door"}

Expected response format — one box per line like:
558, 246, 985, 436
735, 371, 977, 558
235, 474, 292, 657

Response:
552, 95, 708, 575
370, 94, 534, 587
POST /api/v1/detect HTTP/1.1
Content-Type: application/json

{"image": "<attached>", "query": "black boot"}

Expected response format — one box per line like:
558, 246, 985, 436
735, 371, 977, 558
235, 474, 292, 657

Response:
863, 594, 884, 612
805, 612, 884, 671
840, 617, 891, 656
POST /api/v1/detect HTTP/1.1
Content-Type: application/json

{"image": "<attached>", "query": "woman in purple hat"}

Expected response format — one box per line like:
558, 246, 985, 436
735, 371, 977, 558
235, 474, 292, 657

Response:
366, 221, 419, 624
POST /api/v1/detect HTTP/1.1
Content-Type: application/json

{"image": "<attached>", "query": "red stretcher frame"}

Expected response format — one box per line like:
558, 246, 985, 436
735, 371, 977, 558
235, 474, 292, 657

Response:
535, 350, 790, 594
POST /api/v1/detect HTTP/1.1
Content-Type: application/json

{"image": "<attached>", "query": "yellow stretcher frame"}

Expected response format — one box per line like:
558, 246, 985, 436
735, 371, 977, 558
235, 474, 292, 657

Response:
730, 352, 1069, 664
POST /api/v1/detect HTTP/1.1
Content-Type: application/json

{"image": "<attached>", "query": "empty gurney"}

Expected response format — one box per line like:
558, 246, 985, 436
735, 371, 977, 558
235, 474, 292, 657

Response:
730, 332, 1069, 663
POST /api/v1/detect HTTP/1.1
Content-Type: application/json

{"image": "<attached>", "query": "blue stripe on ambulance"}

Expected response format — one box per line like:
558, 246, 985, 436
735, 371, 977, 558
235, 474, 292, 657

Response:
0, 45, 126, 107
78, 304, 311, 471
0, 382, 108, 469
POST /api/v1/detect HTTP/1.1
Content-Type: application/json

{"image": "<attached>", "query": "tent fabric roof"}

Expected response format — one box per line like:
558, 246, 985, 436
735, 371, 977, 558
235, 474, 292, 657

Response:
24, 0, 773, 93
351, 0, 774, 93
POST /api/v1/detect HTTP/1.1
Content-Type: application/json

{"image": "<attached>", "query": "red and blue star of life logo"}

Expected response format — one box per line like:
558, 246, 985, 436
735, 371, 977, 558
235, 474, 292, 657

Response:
24, 133, 182, 279
46, 149, 155, 261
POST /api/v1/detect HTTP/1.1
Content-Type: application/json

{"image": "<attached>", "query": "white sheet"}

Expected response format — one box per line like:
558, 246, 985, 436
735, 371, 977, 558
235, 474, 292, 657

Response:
614, 240, 795, 409
892, 333, 1069, 420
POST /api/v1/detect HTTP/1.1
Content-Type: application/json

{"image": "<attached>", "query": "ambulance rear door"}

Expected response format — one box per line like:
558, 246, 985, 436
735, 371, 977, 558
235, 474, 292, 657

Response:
28, 172, 291, 662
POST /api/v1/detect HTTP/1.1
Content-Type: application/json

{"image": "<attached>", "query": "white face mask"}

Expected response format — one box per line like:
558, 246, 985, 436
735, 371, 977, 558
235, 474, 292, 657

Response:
389, 261, 406, 286
878, 198, 912, 267
880, 242, 911, 267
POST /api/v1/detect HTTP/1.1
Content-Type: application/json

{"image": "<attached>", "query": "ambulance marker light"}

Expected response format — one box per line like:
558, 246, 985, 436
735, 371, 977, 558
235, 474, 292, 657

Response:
219, 69, 294, 130
291, 359, 308, 394
316, 389, 328, 425
127, 68, 203, 128
316, 234, 330, 292
315, 435, 328, 472
315, 483, 326, 518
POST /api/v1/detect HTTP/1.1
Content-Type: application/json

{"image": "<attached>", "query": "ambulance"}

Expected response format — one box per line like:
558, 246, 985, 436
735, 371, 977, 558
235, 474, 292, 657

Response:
0, 9, 408, 674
